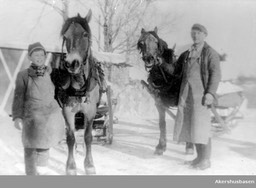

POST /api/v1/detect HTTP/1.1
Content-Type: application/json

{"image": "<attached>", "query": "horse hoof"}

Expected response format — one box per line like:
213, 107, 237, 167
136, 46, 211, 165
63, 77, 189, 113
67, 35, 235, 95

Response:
185, 148, 194, 155
85, 167, 96, 175
154, 149, 164, 155
66, 169, 77, 175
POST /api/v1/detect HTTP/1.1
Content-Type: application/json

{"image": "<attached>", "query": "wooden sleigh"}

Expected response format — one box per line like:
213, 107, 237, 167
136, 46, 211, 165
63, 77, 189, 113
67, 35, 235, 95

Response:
75, 85, 117, 144
141, 80, 245, 134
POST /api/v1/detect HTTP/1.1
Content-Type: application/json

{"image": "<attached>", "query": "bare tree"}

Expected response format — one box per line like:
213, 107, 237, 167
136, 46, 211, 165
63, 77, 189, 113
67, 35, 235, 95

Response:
95, 0, 182, 58
143, 8, 180, 35
95, 0, 154, 53
38, 0, 69, 21
38, 0, 180, 55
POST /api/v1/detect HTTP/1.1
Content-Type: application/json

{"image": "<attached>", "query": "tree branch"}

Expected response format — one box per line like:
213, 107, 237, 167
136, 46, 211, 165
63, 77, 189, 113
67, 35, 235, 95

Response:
38, 0, 66, 20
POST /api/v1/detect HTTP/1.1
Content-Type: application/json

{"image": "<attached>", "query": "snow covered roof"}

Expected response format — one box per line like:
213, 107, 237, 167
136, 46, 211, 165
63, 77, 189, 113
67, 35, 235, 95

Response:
0, 41, 126, 64
93, 51, 126, 64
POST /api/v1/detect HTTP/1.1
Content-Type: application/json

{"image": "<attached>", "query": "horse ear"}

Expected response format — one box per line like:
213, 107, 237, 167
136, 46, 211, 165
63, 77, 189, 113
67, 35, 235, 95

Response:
154, 27, 158, 34
172, 43, 176, 51
77, 13, 81, 18
141, 28, 146, 34
85, 9, 92, 23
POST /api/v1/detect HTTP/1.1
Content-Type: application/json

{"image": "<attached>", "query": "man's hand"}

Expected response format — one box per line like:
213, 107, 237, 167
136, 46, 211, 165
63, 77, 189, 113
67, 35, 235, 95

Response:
203, 93, 214, 106
14, 118, 23, 130
156, 56, 163, 65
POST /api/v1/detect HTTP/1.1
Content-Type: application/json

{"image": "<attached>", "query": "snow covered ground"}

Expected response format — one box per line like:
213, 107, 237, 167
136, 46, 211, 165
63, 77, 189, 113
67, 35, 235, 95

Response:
0, 106, 255, 175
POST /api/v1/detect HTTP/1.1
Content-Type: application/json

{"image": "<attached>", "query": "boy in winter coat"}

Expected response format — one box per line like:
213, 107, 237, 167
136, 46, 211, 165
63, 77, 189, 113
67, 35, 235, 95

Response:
12, 42, 65, 175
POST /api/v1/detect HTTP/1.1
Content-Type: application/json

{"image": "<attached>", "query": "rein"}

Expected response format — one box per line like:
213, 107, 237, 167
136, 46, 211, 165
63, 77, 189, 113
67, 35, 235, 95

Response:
139, 32, 179, 88
58, 26, 94, 98
140, 37, 168, 83
159, 66, 168, 83
61, 37, 66, 62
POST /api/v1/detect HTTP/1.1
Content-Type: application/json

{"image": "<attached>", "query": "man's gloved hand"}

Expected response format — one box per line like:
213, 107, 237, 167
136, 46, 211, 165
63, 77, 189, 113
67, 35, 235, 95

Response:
203, 93, 214, 106
14, 118, 23, 130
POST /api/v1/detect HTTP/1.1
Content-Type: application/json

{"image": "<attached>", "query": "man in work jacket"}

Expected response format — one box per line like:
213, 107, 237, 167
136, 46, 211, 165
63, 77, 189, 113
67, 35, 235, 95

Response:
160, 24, 221, 170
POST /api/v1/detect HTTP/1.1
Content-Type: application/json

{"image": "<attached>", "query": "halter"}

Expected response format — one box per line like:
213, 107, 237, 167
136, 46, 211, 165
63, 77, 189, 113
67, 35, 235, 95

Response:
138, 32, 169, 83
58, 21, 94, 99
138, 32, 167, 60
61, 22, 92, 66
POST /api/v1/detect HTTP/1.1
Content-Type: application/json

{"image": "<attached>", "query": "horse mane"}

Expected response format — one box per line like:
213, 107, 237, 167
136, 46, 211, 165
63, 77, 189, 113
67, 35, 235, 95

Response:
61, 16, 91, 40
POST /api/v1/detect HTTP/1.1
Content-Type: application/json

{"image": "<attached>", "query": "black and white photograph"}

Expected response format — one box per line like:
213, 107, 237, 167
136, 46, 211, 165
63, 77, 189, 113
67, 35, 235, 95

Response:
0, 0, 255, 183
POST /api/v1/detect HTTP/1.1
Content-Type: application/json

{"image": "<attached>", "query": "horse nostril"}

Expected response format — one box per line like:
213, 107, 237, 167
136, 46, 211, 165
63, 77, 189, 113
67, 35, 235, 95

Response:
72, 60, 80, 68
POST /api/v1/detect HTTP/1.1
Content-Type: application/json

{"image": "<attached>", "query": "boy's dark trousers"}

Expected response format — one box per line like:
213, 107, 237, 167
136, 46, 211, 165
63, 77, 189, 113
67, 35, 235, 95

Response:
24, 148, 49, 175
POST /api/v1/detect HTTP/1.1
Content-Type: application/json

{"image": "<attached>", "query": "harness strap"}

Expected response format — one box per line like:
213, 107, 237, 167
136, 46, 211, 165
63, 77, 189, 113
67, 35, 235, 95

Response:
57, 30, 99, 103
159, 66, 168, 83
61, 38, 66, 62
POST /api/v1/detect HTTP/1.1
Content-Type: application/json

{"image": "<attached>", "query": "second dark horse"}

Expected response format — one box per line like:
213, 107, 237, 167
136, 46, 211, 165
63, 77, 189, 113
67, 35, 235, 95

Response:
137, 27, 193, 155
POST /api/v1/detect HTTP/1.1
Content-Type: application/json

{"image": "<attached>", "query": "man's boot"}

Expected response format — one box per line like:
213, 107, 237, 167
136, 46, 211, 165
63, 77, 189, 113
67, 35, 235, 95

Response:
24, 148, 38, 175
186, 143, 201, 166
194, 139, 211, 170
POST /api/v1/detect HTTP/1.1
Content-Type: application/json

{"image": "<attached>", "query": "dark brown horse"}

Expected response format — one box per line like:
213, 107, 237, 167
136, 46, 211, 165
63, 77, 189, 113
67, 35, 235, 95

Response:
51, 10, 102, 175
137, 27, 193, 155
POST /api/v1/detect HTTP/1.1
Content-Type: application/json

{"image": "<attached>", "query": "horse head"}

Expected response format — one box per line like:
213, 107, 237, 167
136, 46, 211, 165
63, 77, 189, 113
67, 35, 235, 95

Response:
137, 27, 175, 70
61, 9, 92, 75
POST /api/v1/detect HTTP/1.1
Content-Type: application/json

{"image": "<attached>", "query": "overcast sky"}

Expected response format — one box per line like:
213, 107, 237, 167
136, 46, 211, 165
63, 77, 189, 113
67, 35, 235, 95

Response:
156, 0, 256, 80
0, 0, 255, 80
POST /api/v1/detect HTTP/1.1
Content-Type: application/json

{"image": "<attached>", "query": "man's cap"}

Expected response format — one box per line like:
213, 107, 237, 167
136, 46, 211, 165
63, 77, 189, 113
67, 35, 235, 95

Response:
191, 23, 208, 35
28, 42, 46, 56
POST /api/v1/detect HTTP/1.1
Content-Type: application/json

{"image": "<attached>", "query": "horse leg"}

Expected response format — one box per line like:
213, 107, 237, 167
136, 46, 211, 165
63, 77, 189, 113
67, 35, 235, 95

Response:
84, 119, 96, 175
63, 108, 77, 175
154, 104, 167, 155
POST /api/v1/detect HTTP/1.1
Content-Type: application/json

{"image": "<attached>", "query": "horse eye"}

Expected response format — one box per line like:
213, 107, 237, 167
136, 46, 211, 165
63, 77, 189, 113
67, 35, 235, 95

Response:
65, 61, 71, 68
139, 41, 144, 47
83, 32, 88, 37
